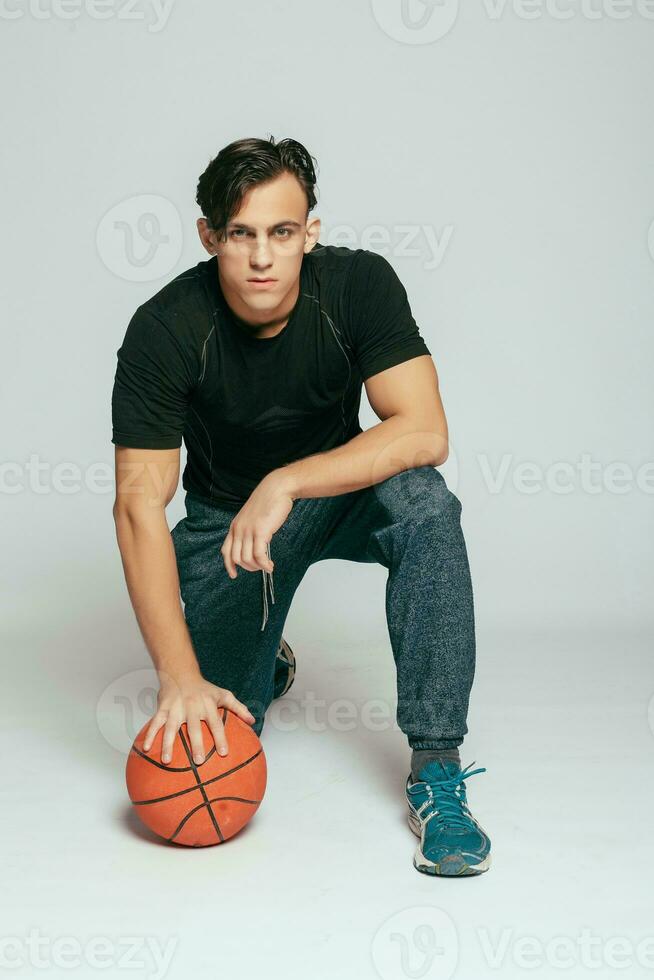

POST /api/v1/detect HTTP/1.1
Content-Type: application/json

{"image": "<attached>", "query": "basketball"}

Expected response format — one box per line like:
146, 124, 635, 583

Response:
125, 707, 267, 847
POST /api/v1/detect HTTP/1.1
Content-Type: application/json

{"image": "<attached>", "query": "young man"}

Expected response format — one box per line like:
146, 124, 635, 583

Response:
111, 136, 491, 876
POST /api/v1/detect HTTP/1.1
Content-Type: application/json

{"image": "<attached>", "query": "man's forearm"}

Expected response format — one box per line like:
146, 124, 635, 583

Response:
274, 414, 447, 501
113, 508, 201, 681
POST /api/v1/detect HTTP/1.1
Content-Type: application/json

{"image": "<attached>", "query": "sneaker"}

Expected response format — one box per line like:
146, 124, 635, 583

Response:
272, 637, 296, 699
405, 759, 491, 876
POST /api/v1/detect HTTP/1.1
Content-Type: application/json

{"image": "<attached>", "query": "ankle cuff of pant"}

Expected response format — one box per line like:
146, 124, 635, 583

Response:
409, 739, 463, 751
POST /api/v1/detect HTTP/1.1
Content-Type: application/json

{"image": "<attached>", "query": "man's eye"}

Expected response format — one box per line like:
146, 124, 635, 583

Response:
228, 228, 292, 240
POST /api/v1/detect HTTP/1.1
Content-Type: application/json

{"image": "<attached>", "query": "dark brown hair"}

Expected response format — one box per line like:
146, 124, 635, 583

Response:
196, 135, 318, 239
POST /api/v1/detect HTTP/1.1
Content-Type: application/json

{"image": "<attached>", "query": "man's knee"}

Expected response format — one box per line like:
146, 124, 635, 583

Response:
374, 465, 461, 526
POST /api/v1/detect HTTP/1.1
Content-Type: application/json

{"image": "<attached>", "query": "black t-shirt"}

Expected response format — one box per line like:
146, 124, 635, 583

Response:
111, 243, 431, 510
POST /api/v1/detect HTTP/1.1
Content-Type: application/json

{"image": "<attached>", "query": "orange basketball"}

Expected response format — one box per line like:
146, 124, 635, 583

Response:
125, 707, 267, 847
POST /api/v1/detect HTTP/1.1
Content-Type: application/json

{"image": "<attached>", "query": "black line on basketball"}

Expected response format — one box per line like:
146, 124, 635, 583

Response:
178, 727, 224, 843
131, 747, 263, 806
167, 794, 262, 844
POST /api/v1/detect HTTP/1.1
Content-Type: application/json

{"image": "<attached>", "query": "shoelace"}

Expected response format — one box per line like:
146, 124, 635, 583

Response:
409, 761, 487, 832
260, 542, 276, 632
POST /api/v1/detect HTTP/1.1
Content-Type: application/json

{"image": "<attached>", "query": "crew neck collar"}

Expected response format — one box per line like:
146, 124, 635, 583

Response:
203, 252, 311, 346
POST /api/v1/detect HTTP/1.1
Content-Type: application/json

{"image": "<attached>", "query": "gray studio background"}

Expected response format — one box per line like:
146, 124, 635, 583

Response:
2, 2, 653, 979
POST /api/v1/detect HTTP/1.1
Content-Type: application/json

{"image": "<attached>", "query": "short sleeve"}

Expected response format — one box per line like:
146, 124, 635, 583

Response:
346, 251, 431, 381
111, 305, 195, 449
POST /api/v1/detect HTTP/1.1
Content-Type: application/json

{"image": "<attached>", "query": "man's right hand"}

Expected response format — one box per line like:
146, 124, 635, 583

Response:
142, 671, 257, 765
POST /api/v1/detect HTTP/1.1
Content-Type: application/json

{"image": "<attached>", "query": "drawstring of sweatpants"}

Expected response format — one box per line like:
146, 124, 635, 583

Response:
260, 541, 275, 631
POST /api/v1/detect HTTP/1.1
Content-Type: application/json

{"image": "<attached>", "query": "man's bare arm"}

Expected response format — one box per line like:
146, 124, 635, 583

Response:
113, 446, 255, 763
113, 447, 196, 679
273, 355, 448, 500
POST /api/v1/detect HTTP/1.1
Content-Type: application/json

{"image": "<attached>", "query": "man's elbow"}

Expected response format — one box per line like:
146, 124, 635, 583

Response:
423, 426, 448, 467
432, 444, 449, 466
398, 419, 448, 468
112, 496, 168, 529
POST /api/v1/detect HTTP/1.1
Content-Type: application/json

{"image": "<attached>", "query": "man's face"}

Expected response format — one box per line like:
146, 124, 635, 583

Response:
198, 171, 320, 325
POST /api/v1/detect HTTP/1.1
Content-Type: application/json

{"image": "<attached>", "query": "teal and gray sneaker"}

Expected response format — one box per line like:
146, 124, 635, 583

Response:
405, 759, 491, 876
272, 637, 296, 699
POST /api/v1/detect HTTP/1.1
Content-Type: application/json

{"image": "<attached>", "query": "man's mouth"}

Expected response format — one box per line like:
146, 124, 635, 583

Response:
248, 278, 277, 288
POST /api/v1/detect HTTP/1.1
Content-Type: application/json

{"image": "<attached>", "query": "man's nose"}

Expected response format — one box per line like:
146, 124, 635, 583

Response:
250, 236, 274, 267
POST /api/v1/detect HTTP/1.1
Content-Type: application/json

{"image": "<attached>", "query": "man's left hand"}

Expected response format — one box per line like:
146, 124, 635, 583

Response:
220, 471, 295, 579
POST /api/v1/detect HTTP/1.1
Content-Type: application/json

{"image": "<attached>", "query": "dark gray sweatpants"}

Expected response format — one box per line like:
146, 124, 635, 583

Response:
170, 465, 476, 751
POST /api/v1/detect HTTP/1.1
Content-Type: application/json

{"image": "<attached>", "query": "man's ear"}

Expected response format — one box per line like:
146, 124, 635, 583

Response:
305, 215, 321, 251
197, 217, 217, 255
